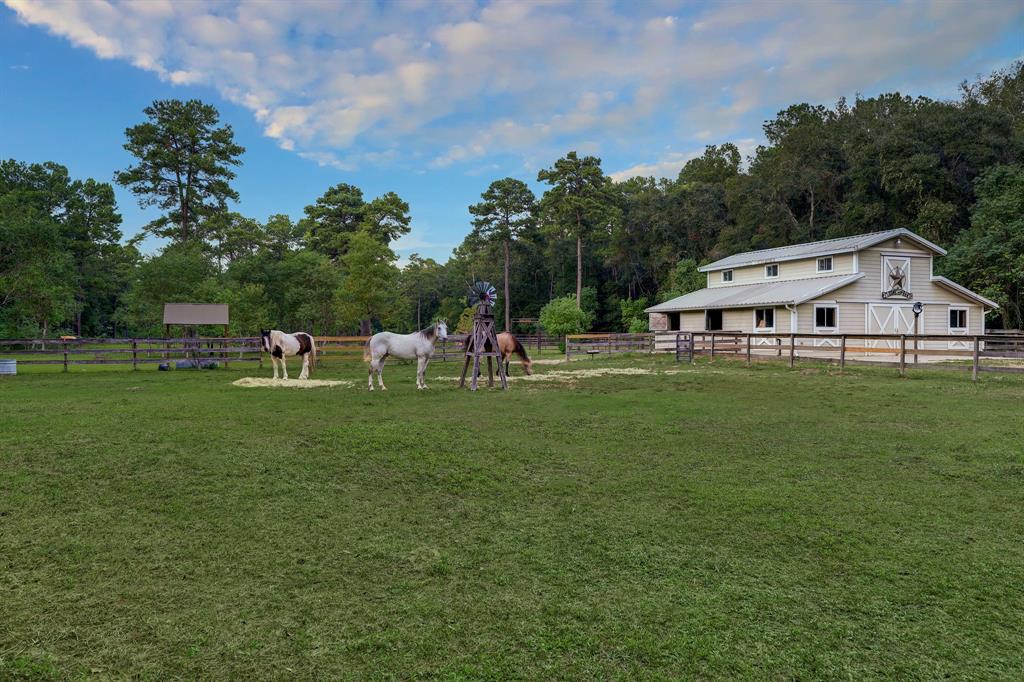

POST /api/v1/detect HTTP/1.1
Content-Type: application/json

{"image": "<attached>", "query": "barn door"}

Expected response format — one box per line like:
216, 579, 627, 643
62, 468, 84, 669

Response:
867, 304, 915, 349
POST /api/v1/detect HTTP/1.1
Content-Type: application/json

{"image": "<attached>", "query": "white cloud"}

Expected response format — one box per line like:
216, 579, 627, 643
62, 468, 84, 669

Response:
610, 150, 702, 183
2, 0, 1017, 173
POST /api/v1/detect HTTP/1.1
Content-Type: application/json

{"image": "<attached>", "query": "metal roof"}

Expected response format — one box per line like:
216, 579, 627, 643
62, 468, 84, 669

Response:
645, 273, 864, 313
698, 228, 946, 272
163, 303, 230, 325
930, 276, 999, 309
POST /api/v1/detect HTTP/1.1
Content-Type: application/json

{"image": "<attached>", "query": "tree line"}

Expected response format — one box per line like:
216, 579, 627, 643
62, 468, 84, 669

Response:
1, 62, 1021, 339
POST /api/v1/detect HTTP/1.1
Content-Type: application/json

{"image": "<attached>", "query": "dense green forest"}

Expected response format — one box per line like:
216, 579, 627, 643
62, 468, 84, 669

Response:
2, 63, 1021, 338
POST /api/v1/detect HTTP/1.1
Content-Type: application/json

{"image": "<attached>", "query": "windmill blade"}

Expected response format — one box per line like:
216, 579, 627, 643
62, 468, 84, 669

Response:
468, 281, 498, 307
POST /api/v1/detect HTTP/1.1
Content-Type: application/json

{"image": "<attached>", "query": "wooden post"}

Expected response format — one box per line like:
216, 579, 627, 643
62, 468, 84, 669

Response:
789, 334, 795, 368
132, 339, 138, 370
913, 313, 920, 364
688, 333, 694, 364
745, 334, 751, 366
839, 335, 847, 372
972, 336, 980, 382
899, 334, 907, 376
710, 334, 716, 359
63, 342, 68, 372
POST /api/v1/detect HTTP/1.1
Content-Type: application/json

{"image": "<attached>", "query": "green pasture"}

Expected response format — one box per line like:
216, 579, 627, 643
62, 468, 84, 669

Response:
1, 354, 1022, 679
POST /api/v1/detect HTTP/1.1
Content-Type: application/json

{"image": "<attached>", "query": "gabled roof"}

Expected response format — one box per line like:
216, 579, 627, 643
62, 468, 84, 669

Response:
646, 273, 864, 313
698, 228, 946, 272
930, 276, 999, 308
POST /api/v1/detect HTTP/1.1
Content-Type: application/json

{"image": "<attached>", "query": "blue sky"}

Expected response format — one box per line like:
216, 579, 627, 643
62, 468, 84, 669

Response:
1, 0, 1021, 264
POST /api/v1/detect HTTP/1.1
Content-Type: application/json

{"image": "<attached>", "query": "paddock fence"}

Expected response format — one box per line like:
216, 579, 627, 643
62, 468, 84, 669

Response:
0, 337, 262, 370
565, 333, 653, 359
0, 331, 561, 371
657, 331, 1024, 380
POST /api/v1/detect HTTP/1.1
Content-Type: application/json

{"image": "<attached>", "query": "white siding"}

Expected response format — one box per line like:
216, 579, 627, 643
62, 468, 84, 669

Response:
708, 253, 855, 288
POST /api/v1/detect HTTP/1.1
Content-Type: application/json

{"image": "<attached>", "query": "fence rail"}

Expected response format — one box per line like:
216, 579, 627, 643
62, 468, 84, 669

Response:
5, 331, 1023, 381
659, 331, 1024, 381
0, 331, 562, 371
0, 337, 263, 370
565, 333, 652, 359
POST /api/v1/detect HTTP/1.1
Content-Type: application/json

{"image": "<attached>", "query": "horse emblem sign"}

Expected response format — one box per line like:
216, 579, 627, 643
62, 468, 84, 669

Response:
882, 256, 913, 299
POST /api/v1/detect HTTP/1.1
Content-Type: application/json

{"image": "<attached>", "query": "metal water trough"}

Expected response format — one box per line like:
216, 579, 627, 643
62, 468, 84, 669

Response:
0, 359, 16, 375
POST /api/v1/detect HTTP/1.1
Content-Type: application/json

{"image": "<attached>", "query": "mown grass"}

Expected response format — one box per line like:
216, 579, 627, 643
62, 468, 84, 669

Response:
1, 354, 1023, 680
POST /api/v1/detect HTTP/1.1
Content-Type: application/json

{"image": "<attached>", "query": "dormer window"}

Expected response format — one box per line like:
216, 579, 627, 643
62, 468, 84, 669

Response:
722, 270, 733, 283
765, 263, 779, 278
817, 256, 833, 273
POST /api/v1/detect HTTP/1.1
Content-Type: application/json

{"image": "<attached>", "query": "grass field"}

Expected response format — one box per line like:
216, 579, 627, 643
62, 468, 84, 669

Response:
2, 354, 1023, 679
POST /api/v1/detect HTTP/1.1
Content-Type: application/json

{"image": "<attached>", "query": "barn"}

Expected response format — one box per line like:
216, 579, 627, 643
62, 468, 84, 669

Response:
646, 229, 997, 349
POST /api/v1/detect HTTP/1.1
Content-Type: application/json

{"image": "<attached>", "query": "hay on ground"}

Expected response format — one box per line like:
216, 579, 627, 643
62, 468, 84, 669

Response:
232, 377, 353, 389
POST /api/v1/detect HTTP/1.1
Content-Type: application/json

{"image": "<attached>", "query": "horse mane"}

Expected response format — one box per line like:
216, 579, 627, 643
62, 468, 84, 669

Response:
419, 323, 437, 341
511, 335, 530, 362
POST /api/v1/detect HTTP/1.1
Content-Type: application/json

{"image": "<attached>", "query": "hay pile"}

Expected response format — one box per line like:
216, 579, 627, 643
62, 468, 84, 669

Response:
232, 377, 353, 389
518, 367, 653, 382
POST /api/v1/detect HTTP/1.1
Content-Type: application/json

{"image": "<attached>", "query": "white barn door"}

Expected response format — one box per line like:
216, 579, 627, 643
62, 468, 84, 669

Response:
867, 304, 915, 349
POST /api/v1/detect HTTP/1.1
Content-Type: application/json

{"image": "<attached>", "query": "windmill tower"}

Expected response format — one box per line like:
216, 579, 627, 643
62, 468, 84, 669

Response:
459, 282, 508, 390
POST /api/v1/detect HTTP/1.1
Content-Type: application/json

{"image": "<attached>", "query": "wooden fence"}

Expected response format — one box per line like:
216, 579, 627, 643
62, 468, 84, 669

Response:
663, 331, 1024, 381
5, 331, 1022, 381
0, 337, 262, 370
565, 333, 652, 359
0, 331, 561, 371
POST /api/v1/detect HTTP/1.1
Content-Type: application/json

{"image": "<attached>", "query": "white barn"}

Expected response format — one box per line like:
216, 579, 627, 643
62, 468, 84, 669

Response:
646, 229, 996, 346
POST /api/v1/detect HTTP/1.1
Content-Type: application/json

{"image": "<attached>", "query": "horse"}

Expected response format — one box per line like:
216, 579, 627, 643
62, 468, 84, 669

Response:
463, 332, 533, 376
497, 332, 533, 376
261, 329, 317, 380
364, 320, 448, 391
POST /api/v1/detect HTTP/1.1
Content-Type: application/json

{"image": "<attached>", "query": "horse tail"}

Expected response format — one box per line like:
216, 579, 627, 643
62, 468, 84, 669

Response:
363, 336, 372, 363
307, 334, 317, 376
511, 335, 532, 374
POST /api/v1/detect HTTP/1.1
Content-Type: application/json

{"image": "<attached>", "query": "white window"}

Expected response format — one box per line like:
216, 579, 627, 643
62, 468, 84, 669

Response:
949, 308, 968, 330
817, 256, 833, 273
722, 270, 733, 283
753, 307, 775, 331
765, 263, 779, 278
814, 305, 837, 330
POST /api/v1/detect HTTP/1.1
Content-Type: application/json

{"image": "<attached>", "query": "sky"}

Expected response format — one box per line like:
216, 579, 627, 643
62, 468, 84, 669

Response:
1, 0, 1021, 264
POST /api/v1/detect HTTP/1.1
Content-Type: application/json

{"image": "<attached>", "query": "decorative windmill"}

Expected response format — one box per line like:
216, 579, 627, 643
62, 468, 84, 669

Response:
459, 281, 508, 390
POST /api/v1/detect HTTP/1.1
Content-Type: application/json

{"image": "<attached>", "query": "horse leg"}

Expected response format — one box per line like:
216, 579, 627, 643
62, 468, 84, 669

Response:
416, 356, 428, 389
367, 357, 375, 391
298, 352, 309, 380
281, 355, 289, 380
377, 357, 387, 390
271, 356, 279, 380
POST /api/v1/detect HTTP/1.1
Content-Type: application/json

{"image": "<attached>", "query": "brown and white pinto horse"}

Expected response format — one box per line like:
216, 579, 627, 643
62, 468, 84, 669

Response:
261, 329, 317, 380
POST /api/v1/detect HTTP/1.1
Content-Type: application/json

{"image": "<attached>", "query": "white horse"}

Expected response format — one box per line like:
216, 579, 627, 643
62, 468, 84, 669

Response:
364, 320, 447, 390
261, 329, 317, 380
